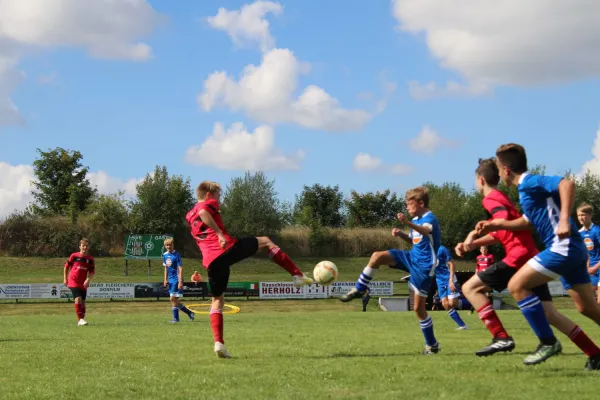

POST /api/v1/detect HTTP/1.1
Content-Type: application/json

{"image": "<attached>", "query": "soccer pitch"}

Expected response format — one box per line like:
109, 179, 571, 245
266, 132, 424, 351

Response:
1, 300, 599, 400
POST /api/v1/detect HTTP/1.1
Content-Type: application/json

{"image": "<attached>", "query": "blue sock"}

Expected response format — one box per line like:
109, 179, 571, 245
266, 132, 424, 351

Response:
458, 298, 472, 310
419, 315, 437, 346
172, 307, 179, 321
448, 308, 466, 327
517, 295, 555, 344
355, 267, 376, 291
178, 304, 192, 316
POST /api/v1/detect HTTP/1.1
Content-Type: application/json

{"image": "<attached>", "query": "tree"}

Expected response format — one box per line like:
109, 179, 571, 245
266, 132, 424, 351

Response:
129, 166, 195, 243
344, 190, 405, 228
568, 169, 600, 225
221, 171, 284, 237
293, 184, 344, 227
85, 191, 130, 246
30, 147, 96, 217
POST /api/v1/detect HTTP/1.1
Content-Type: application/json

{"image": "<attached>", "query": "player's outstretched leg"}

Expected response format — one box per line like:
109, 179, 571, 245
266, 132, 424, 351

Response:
508, 266, 562, 365
462, 275, 514, 356
257, 237, 314, 287
173, 297, 195, 322
440, 288, 468, 330
340, 250, 391, 302
542, 300, 600, 371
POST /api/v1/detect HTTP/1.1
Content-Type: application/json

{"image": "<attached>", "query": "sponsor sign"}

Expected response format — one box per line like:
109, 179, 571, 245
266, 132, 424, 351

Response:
328, 281, 394, 297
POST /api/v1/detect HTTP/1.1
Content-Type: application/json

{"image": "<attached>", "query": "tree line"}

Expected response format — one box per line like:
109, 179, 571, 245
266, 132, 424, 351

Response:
1, 147, 600, 259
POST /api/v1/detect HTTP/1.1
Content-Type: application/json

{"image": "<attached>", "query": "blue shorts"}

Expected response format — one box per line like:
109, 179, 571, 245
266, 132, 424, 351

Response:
436, 275, 460, 300
528, 249, 590, 290
388, 249, 433, 297
590, 274, 599, 287
168, 282, 183, 298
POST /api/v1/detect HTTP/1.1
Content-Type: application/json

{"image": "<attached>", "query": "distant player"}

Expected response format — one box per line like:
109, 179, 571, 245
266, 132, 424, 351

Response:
63, 238, 95, 326
476, 145, 600, 369
186, 181, 314, 358
458, 158, 600, 369
162, 238, 194, 323
577, 203, 600, 301
340, 187, 442, 355
435, 245, 468, 330
476, 246, 495, 272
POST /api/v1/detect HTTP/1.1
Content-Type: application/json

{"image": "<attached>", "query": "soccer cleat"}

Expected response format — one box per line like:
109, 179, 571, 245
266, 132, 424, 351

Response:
422, 343, 440, 355
475, 337, 515, 357
293, 273, 314, 287
77, 319, 88, 326
339, 288, 370, 303
170, 319, 179, 324
456, 325, 469, 331
523, 341, 562, 365
584, 354, 600, 370
214, 342, 232, 359
189, 312, 195, 321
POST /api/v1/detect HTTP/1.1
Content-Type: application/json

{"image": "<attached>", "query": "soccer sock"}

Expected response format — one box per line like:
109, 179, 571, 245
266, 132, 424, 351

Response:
477, 303, 509, 339
178, 304, 192, 316
81, 304, 86, 319
419, 315, 437, 346
568, 325, 600, 357
458, 298, 472, 310
517, 295, 556, 345
210, 309, 224, 344
355, 267, 376, 291
268, 247, 302, 277
448, 308, 466, 327
74, 304, 84, 320
172, 307, 179, 321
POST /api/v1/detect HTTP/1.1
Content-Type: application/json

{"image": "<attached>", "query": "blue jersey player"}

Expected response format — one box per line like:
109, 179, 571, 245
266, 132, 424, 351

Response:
162, 238, 194, 323
477, 143, 600, 370
577, 202, 600, 297
340, 187, 442, 355
436, 245, 468, 330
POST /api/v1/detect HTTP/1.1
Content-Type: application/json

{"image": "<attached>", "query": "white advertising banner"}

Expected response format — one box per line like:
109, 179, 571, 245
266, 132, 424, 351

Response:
86, 283, 135, 299
0, 284, 31, 299
258, 281, 394, 299
328, 281, 394, 297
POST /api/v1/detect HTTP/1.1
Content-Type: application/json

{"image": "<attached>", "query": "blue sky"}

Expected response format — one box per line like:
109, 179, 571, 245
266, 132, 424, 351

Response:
1, 0, 600, 216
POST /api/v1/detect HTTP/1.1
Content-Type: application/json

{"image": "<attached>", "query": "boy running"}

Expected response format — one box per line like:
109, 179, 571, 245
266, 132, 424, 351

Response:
457, 158, 600, 369
162, 238, 194, 323
64, 238, 95, 326
476, 145, 600, 369
186, 181, 313, 358
340, 187, 442, 355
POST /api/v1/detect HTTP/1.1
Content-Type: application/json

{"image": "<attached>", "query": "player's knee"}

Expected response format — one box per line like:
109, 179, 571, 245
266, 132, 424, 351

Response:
257, 236, 274, 249
441, 298, 449, 310
507, 279, 523, 297
369, 251, 388, 266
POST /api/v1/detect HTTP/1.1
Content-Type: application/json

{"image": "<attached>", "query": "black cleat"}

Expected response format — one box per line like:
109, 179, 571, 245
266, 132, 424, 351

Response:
585, 354, 600, 371
339, 288, 369, 303
475, 337, 516, 357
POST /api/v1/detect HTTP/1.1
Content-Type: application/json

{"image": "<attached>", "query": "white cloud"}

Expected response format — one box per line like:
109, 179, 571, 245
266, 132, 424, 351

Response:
580, 128, 600, 176
87, 171, 141, 198
353, 153, 413, 175
408, 80, 490, 100
0, 162, 141, 219
408, 125, 457, 155
0, 0, 162, 128
198, 48, 371, 132
0, 162, 35, 218
393, 0, 600, 93
206, 1, 283, 53
184, 122, 304, 171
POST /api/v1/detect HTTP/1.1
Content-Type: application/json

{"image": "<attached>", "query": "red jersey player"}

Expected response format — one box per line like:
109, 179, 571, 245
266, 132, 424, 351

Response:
186, 181, 314, 358
475, 246, 494, 272
64, 238, 95, 326
455, 158, 600, 365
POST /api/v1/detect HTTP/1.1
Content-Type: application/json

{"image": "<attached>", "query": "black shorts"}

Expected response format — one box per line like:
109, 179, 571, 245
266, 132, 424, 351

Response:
207, 237, 259, 297
477, 261, 552, 302
69, 287, 87, 301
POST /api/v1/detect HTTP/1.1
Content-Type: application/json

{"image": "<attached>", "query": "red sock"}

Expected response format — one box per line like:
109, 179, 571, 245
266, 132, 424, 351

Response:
81, 304, 86, 319
210, 310, 224, 344
268, 247, 301, 276
477, 303, 509, 339
74, 304, 84, 320
569, 325, 600, 357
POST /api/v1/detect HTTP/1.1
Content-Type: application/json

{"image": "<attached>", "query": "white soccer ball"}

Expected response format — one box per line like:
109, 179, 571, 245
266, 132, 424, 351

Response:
313, 261, 338, 286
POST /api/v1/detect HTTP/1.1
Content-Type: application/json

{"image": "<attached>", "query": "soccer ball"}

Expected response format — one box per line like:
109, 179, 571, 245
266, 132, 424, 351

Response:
313, 261, 338, 286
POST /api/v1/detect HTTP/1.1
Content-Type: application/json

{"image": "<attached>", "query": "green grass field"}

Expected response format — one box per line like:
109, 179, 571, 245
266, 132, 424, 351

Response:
1, 257, 598, 399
